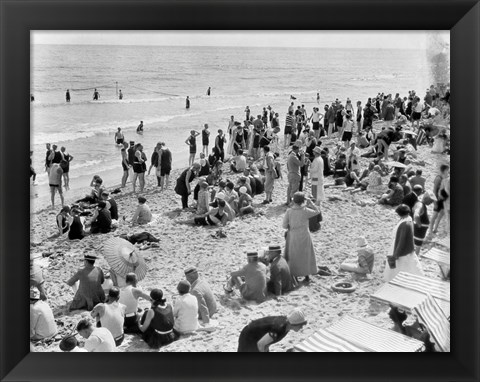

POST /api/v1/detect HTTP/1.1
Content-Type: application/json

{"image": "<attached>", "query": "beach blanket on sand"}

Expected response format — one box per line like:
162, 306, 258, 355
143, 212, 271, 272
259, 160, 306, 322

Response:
120, 232, 159, 244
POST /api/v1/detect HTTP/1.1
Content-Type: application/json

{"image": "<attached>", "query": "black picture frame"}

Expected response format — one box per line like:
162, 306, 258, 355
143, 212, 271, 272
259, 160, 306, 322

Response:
1, 0, 479, 381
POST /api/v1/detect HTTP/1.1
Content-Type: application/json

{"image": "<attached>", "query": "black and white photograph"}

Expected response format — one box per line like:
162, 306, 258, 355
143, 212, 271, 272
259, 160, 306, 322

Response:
29, 30, 451, 353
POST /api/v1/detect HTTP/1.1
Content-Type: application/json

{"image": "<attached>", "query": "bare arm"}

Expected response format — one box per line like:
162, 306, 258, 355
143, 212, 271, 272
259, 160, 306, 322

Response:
138, 308, 154, 333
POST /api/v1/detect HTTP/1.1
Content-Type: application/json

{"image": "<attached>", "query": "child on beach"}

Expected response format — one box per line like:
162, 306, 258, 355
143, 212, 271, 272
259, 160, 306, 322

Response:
186, 130, 201, 166
340, 237, 375, 275
196, 181, 211, 215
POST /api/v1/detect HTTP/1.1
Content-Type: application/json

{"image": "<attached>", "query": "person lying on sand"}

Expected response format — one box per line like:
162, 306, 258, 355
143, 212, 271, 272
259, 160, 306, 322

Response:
176, 199, 230, 227
224, 251, 267, 303
339, 237, 375, 275
237, 308, 307, 352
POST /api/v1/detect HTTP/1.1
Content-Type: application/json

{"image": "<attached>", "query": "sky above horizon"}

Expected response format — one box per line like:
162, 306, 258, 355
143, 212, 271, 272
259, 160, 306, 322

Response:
32, 31, 450, 50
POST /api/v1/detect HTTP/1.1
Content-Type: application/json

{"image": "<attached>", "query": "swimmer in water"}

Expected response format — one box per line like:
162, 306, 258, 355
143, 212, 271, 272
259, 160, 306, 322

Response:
119, 90, 123, 100
66, 89, 71, 102
115, 127, 125, 145
186, 96, 190, 109
137, 121, 144, 134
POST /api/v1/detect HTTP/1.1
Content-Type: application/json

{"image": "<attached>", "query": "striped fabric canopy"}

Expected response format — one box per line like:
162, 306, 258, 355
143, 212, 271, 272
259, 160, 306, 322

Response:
421, 247, 450, 267
413, 294, 450, 352
435, 237, 450, 250
371, 283, 450, 318
390, 272, 450, 302
294, 328, 366, 352
327, 315, 424, 352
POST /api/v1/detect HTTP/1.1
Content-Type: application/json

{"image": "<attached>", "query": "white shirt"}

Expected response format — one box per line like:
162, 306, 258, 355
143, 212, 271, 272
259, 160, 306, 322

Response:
84, 327, 116, 352
173, 293, 199, 333
30, 301, 57, 340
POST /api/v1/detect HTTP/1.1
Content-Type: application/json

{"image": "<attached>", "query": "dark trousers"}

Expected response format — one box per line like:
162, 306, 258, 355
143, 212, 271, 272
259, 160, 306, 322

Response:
181, 193, 189, 209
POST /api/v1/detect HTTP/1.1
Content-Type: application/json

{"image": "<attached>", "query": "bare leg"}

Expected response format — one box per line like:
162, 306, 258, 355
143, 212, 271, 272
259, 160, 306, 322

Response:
139, 173, 145, 192
132, 173, 138, 193
165, 175, 170, 189
121, 170, 129, 188
50, 187, 55, 209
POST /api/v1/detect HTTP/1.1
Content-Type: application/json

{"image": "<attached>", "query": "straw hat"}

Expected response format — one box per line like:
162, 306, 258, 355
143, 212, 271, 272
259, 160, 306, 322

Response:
184, 266, 198, 275
102, 238, 148, 281
313, 147, 323, 156
287, 308, 307, 325
356, 237, 368, 247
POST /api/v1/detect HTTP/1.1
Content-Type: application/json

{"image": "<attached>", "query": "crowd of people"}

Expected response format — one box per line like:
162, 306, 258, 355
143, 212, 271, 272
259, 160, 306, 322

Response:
31, 84, 450, 352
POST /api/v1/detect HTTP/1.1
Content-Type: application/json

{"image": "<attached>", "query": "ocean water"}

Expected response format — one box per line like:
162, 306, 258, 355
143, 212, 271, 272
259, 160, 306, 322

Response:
30, 44, 444, 209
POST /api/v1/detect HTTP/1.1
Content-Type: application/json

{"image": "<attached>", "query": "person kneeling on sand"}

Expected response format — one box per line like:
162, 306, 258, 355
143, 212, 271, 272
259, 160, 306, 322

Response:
224, 251, 267, 303
118, 273, 151, 334
230, 149, 247, 173
237, 308, 307, 352
129, 196, 152, 225
340, 237, 375, 275
173, 280, 199, 335
177, 198, 231, 226
264, 245, 296, 296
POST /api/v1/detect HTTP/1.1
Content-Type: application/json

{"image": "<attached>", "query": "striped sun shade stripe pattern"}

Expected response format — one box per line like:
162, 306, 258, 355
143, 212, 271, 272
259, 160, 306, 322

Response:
413, 294, 450, 352
294, 328, 366, 352
421, 247, 450, 267
390, 272, 450, 302
327, 315, 425, 352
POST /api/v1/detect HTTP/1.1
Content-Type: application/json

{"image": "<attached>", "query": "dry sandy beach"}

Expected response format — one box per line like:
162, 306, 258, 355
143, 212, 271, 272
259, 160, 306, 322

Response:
30, 125, 450, 352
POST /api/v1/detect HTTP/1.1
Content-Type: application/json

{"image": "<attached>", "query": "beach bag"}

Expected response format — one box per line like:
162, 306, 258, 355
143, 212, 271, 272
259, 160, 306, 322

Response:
309, 211, 323, 232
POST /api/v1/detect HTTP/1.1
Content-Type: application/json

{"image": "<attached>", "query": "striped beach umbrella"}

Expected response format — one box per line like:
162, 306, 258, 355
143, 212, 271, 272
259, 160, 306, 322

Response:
102, 237, 148, 281
294, 328, 366, 352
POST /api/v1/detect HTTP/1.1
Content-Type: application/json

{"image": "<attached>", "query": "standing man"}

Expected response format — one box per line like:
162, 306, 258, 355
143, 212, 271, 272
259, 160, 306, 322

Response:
262, 145, 275, 204
310, 147, 324, 205
136, 121, 144, 134
207, 87, 211, 96
186, 96, 190, 109
286, 142, 305, 206
309, 107, 322, 139
127, 141, 136, 171
326, 102, 336, 137
184, 267, 217, 325
119, 90, 123, 100
49, 162, 64, 208
93, 88, 99, 101
237, 308, 307, 352
202, 123, 210, 156
66, 89, 71, 103
214, 129, 227, 163
45, 143, 53, 173
244, 106, 250, 121
265, 245, 296, 296
284, 111, 295, 149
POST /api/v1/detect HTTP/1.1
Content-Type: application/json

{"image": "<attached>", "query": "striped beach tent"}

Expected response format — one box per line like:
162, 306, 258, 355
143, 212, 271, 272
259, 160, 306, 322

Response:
371, 282, 450, 318
421, 247, 450, 267
390, 272, 450, 302
413, 294, 450, 352
294, 328, 366, 352
434, 237, 450, 251
327, 315, 425, 352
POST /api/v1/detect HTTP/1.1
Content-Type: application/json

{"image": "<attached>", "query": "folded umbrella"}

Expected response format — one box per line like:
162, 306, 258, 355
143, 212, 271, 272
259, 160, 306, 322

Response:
102, 237, 148, 281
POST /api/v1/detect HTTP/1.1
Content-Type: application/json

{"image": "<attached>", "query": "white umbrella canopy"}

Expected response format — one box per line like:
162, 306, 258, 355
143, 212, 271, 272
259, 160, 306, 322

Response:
102, 237, 148, 281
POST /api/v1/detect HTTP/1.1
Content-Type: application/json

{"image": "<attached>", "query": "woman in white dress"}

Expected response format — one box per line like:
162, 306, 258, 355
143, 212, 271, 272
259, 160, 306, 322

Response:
309, 147, 324, 205
383, 204, 425, 282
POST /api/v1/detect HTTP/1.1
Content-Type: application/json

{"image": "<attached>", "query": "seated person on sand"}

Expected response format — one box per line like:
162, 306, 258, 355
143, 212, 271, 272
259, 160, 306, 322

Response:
196, 181, 211, 215
230, 149, 247, 173
66, 254, 106, 311
59, 335, 88, 352
118, 273, 152, 334
89, 201, 112, 234
184, 266, 218, 326
91, 287, 126, 346
76, 318, 116, 352
173, 280, 199, 335
129, 196, 152, 225
409, 169, 426, 189
263, 245, 296, 296
340, 237, 375, 275
211, 160, 224, 183
224, 181, 239, 211
237, 308, 307, 352
30, 253, 48, 301
333, 153, 348, 178
55, 205, 72, 237
378, 176, 404, 206
30, 288, 57, 341
394, 112, 408, 128
238, 186, 254, 216
139, 289, 176, 349
76, 176, 105, 205
236, 175, 253, 197
343, 163, 374, 193
68, 206, 86, 240
357, 131, 370, 149
100, 191, 119, 221
249, 164, 265, 195
399, 174, 412, 196
224, 251, 268, 303
366, 165, 386, 194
